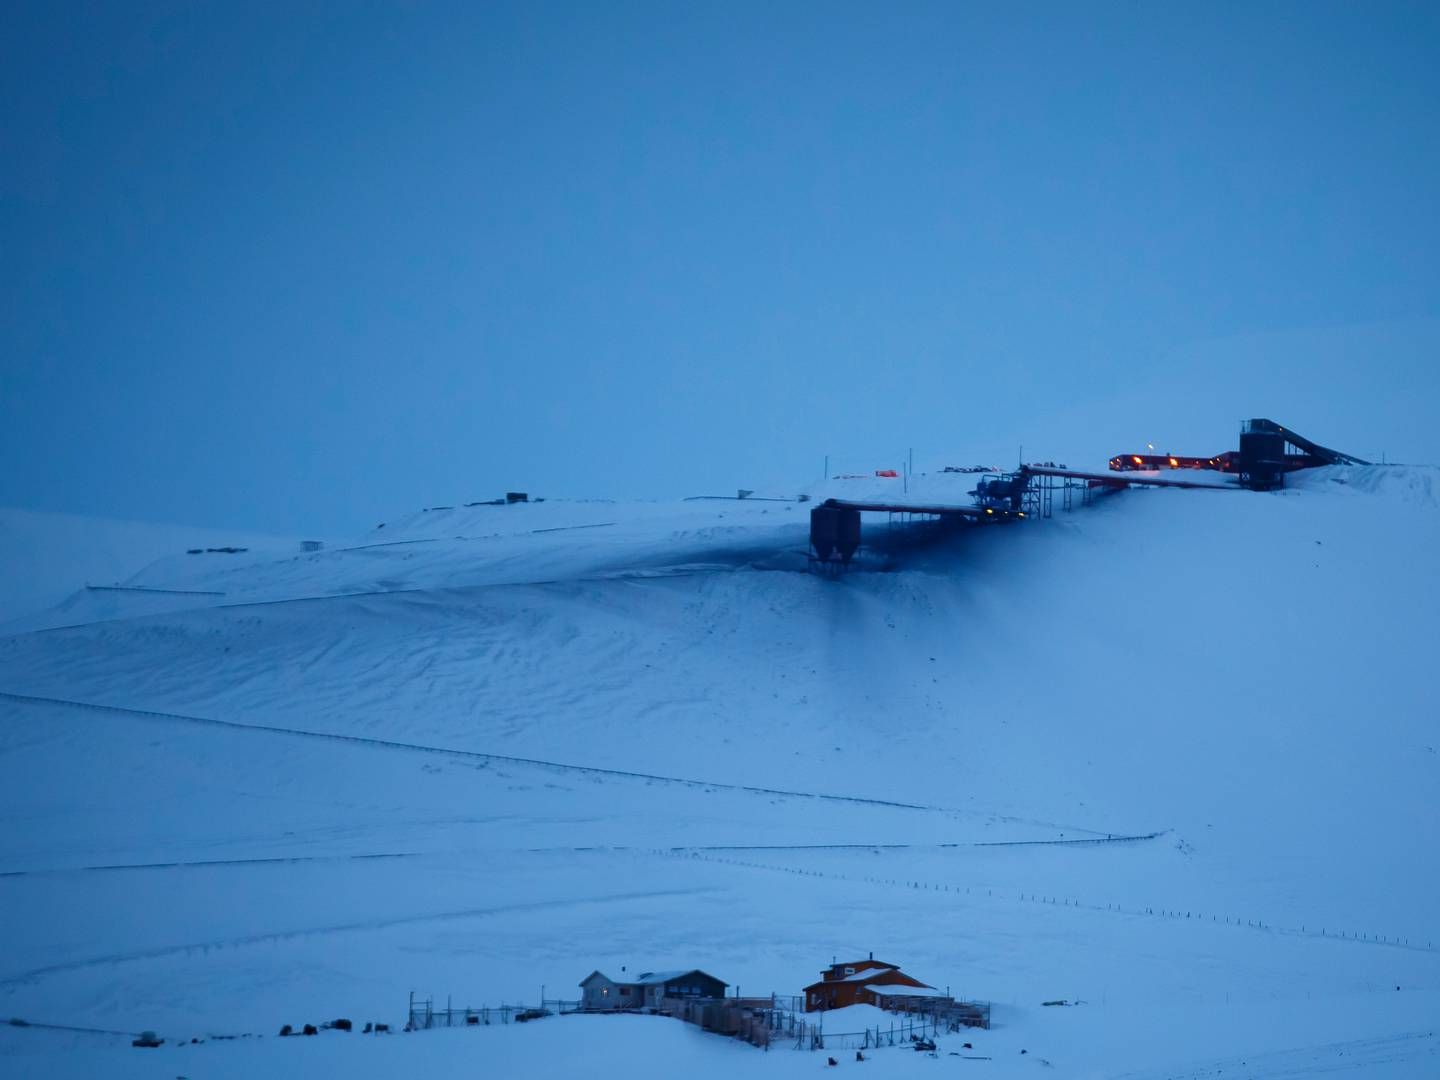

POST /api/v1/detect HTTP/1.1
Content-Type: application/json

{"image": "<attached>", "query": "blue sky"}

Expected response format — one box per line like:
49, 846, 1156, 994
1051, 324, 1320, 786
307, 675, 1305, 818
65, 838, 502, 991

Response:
4, 2, 1439, 533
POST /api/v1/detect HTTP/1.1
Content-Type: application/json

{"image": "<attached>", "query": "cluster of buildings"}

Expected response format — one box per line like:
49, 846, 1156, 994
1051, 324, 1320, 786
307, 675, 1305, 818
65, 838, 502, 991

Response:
578, 953, 987, 1030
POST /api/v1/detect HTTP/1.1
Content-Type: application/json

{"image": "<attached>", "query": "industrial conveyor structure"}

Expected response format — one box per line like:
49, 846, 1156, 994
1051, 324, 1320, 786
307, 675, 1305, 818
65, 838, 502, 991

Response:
808, 418, 1367, 571
808, 466, 1228, 570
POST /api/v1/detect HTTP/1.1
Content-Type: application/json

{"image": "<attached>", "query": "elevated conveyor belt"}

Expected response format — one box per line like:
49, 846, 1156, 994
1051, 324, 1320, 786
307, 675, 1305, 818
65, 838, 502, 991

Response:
1026, 466, 1239, 490
820, 499, 1018, 519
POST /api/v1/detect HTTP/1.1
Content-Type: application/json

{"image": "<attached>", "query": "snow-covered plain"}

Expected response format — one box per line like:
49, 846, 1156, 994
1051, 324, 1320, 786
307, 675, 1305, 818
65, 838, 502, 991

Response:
1, 466, 1437, 1078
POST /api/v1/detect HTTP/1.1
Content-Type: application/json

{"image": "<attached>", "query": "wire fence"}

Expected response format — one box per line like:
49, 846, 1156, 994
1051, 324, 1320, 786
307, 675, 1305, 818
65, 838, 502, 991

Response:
667, 850, 1439, 956
812, 1016, 938, 1052
405, 993, 580, 1031
403, 989, 986, 1054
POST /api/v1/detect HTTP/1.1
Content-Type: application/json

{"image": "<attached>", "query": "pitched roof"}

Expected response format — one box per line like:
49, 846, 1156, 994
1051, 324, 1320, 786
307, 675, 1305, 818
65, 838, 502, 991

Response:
634, 970, 687, 985
863, 969, 931, 988
805, 967, 931, 993
840, 967, 893, 982
823, 961, 898, 979
634, 969, 725, 987
583, 967, 727, 989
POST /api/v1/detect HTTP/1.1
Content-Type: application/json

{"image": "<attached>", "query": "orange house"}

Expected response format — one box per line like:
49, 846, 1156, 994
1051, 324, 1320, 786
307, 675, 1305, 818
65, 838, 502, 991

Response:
802, 954, 935, 1012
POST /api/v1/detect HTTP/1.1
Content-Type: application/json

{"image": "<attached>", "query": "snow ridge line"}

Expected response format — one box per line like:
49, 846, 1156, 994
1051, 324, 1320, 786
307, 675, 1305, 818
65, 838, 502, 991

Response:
664, 834, 1163, 852
4, 1017, 144, 1038
83, 585, 226, 596
0, 690, 1104, 826
0, 852, 418, 879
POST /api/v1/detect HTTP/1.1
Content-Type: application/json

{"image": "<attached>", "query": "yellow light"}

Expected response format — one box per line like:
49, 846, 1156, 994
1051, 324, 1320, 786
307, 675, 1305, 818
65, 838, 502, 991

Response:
1169, 457, 1178, 467
1132, 456, 1143, 464
985, 508, 993, 515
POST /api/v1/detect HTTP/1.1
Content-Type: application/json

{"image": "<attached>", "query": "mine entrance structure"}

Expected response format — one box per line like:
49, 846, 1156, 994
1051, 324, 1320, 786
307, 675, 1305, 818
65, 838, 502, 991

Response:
1236, 418, 1369, 489
1109, 419, 1368, 491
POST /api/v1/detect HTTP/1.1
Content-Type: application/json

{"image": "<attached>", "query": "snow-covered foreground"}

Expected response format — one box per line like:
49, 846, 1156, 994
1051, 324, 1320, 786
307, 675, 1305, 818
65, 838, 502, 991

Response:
1, 466, 1437, 1077
2, 1010, 1436, 1080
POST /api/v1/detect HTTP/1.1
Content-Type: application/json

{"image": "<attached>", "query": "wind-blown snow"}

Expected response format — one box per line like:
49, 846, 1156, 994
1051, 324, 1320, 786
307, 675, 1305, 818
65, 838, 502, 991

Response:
1, 466, 1437, 1078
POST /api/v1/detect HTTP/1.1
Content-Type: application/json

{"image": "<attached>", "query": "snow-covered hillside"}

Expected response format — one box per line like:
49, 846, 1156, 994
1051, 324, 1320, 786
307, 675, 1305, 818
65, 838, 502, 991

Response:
1, 467, 1437, 1078
0, 507, 301, 627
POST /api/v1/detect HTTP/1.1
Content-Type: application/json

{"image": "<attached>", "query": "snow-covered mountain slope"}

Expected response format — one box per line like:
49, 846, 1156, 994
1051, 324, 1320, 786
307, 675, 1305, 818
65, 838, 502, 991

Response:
1, 466, 1437, 1078
0, 507, 301, 628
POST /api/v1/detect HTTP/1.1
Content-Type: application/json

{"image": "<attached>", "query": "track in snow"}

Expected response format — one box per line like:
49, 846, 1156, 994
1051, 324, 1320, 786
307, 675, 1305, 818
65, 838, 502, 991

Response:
0, 691, 1133, 836
0, 887, 711, 988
